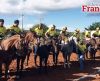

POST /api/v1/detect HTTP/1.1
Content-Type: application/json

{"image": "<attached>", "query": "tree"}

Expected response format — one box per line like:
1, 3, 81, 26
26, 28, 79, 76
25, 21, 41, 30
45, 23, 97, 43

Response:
88, 22, 100, 30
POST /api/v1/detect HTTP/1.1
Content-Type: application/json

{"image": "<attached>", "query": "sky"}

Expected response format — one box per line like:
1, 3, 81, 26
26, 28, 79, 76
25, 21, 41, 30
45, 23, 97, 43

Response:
0, 0, 100, 32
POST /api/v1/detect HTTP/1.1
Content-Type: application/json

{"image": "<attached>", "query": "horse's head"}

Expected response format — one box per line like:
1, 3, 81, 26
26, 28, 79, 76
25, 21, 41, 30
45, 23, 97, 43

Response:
90, 38, 96, 46
19, 32, 26, 38
0, 35, 21, 52
39, 37, 46, 46
25, 32, 34, 43
68, 36, 77, 53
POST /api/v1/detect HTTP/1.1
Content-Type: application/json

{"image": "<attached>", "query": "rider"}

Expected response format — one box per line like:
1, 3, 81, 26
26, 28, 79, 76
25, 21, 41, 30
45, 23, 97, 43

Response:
0, 19, 6, 39
9, 20, 21, 34
45, 24, 57, 38
93, 27, 100, 38
32, 24, 44, 66
73, 28, 81, 43
34, 23, 44, 38
84, 28, 91, 38
61, 33, 69, 52
60, 27, 68, 36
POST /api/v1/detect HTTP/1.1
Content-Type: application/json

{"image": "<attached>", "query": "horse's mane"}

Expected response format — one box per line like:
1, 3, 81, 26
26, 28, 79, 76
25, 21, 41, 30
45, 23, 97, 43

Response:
0, 35, 21, 51
25, 32, 34, 42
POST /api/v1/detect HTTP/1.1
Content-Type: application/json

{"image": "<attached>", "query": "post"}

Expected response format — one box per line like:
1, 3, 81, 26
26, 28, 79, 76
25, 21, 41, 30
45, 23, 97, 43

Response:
21, 0, 26, 31
22, 14, 24, 31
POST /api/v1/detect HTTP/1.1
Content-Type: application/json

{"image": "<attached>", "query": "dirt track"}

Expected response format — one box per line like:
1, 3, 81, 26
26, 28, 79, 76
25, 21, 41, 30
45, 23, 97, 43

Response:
1, 51, 100, 81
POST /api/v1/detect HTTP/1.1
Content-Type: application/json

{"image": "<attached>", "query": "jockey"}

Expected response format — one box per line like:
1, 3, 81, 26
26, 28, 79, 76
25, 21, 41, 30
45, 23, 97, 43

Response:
34, 23, 44, 37
45, 24, 57, 38
73, 28, 81, 42
93, 27, 100, 38
84, 28, 91, 38
60, 34, 69, 52
0, 19, 6, 39
60, 27, 68, 36
9, 20, 21, 34
61, 34, 69, 45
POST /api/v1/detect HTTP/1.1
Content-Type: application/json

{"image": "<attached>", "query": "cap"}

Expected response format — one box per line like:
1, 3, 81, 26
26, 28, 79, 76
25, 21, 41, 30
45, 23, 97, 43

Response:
63, 27, 67, 30
75, 28, 80, 32
14, 20, 19, 24
48, 24, 56, 28
0, 19, 4, 22
96, 27, 99, 30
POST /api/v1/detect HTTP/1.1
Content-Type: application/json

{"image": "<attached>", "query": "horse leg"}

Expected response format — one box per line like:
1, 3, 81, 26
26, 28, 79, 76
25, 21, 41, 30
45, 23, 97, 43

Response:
34, 55, 38, 66
0, 62, 2, 78
53, 52, 56, 65
67, 54, 71, 68
26, 54, 30, 66
39, 57, 42, 73
20, 56, 26, 76
62, 53, 67, 68
34, 46, 38, 66
55, 52, 59, 66
85, 49, 88, 59
5, 62, 9, 79
26, 50, 31, 66
44, 57, 48, 73
93, 50, 96, 61
16, 56, 20, 78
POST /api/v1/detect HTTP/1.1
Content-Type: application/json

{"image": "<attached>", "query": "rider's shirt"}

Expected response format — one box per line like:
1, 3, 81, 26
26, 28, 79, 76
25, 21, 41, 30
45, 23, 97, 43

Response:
85, 30, 90, 37
46, 28, 56, 36
93, 30, 100, 37
0, 26, 6, 35
78, 43, 86, 53
10, 26, 21, 33
60, 30, 67, 35
34, 28, 44, 36
61, 36, 69, 44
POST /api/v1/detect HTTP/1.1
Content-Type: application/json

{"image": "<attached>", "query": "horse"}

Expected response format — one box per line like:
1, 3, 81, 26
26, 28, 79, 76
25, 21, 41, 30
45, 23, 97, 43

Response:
49, 36, 61, 65
36, 37, 50, 73
61, 36, 77, 68
0, 32, 33, 79
24, 32, 34, 66
15, 32, 35, 78
0, 35, 21, 79
61, 35, 85, 70
85, 38, 97, 60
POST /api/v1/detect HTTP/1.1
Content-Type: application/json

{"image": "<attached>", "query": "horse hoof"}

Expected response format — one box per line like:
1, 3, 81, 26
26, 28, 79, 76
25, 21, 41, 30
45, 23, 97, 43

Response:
64, 64, 66, 68
5, 75, 9, 79
16, 75, 20, 79
0, 76, 2, 79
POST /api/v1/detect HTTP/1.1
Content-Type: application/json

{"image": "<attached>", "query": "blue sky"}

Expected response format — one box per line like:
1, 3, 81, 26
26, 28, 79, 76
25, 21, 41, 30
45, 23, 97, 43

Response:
0, 0, 100, 32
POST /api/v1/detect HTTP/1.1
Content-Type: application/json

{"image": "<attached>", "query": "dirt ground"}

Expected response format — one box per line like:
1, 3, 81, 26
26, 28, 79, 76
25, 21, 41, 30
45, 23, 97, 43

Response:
1, 50, 100, 81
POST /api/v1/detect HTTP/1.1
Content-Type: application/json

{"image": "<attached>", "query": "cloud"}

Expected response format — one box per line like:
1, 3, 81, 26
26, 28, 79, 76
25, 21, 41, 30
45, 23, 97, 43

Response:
23, 24, 33, 30
0, 0, 87, 15
86, 0, 100, 5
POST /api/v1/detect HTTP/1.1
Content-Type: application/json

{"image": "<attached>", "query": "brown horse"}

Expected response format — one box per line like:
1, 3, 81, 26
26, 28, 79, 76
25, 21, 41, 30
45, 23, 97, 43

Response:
24, 32, 34, 66
86, 38, 97, 60
0, 35, 21, 79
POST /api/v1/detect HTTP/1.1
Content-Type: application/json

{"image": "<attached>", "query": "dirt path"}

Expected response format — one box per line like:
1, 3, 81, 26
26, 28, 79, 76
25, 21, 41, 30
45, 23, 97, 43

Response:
1, 51, 100, 81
